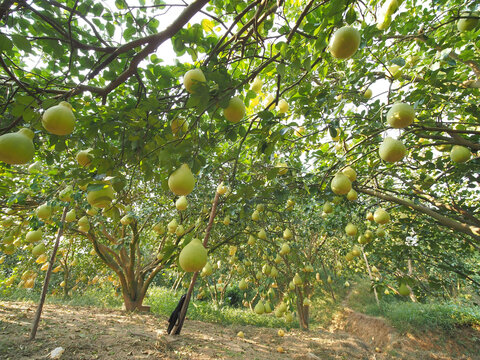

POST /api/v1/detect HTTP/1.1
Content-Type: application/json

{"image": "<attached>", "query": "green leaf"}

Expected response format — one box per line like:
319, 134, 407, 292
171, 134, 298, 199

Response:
345, 7, 357, 24
11, 35, 31, 52
0, 34, 13, 51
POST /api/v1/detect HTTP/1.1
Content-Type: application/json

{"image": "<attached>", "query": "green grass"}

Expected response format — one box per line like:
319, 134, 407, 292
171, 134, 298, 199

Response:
1, 285, 297, 328
365, 302, 480, 332
0, 286, 123, 309
345, 279, 480, 333
4, 279, 479, 334
309, 282, 349, 328
146, 286, 297, 329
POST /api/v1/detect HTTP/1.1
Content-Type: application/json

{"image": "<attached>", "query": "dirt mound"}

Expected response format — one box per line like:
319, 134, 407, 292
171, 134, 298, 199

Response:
330, 305, 480, 360
330, 307, 396, 348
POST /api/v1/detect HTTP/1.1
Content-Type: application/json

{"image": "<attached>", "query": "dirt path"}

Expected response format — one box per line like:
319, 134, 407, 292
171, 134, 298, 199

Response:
0, 301, 478, 360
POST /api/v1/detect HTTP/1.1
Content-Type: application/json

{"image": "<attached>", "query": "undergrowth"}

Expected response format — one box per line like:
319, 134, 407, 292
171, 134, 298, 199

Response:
346, 279, 480, 333
146, 286, 296, 329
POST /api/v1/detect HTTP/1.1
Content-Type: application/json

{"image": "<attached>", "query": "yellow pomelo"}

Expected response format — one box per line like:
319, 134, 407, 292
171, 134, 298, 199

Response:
168, 164, 195, 196
257, 228, 267, 240
87, 184, 115, 208
278, 99, 289, 113
76, 148, 93, 167
345, 252, 354, 261
331, 173, 352, 195
224, 96, 246, 123
254, 301, 265, 315
183, 69, 206, 94
386, 103, 415, 128
347, 189, 358, 201
201, 262, 213, 276
175, 196, 188, 211
35, 203, 52, 220
32, 243, 46, 257
0, 128, 35, 165
323, 201, 333, 213
168, 218, 178, 233
293, 273, 303, 286
171, 117, 188, 135
342, 166, 356, 182
26, 229, 42, 243
42, 101, 75, 135
376, 227, 386, 237
329, 26, 361, 59
250, 77, 263, 93
179, 238, 207, 272
450, 145, 471, 163
377, 14, 392, 30
3, 243, 15, 255
457, 15, 479, 32
239, 279, 248, 290
351, 247, 361, 257
374, 208, 390, 224
279, 243, 290, 255
276, 162, 288, 175
398, 283, 410, 296
120, 214, 134, 225
285, 312, 293, 322
152, 222, 165, 234
379, 137, 406, 163
65, 209, 76, 222
345, 223, 358, 236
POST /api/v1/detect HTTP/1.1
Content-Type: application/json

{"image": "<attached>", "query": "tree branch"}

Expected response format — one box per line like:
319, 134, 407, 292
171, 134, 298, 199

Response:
357, 187, 480, 241
85, 0, 210, 94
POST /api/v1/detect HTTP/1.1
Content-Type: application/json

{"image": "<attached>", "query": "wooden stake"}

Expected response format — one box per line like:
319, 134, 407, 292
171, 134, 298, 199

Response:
30, 206, 68, 340
171, 190, 221, 335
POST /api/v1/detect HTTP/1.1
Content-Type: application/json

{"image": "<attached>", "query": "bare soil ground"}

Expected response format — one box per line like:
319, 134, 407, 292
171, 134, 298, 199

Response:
0, 301, 479, 360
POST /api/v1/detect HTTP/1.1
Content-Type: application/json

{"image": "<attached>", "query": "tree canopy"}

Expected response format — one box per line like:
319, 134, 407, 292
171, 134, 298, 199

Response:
0, 0, 479, 315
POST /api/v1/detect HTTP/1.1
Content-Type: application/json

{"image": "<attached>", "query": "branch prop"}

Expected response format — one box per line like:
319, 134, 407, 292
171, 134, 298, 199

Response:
30, 206, 68, 340
171, 189, 221, 335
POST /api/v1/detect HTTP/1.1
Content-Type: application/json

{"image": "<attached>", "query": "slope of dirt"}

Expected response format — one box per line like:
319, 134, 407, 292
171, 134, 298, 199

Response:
0, 301, 479, 360
331, 306, 480, 360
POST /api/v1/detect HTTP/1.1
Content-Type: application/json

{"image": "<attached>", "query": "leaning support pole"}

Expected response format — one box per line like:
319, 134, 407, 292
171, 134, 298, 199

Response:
171, 190, 221, 335
30, 206, 68, 341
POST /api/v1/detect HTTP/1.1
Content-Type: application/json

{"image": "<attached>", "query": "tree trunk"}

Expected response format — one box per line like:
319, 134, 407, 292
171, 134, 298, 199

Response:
362, 249, 379, 306
121, 277, 150, 312
295, 287, 309, 330
63, 266, 70, 299
407, 259, 418, 303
